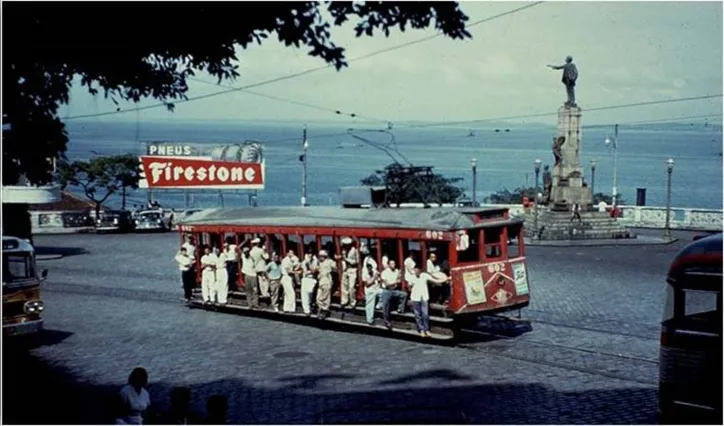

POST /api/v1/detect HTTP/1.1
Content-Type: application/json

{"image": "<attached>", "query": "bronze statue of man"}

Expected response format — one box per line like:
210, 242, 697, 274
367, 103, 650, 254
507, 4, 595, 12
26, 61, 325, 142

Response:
551, 136, 565, 165
548, 56, 578, 107
542, 165, 552, 203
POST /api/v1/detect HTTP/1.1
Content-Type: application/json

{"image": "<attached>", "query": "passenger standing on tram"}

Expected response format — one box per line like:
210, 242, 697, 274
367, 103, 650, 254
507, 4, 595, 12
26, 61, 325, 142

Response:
315, 250, 337, 319
280, 250, 298, 313
174, 247, 194, 302
257, 251, 270, 299
362, 258, 381, 325
340, 237, 359, 310
426, 252, 449, 304
300, 252, 319, 316
266, 253, 283, 312
223, 240, 238, 292
200, 247, 217, 305
241, 246, 259, 309
404, 252, 417, 283
408, 267, 449, 338
214, 246, 229, 305
380, 260, 408, 329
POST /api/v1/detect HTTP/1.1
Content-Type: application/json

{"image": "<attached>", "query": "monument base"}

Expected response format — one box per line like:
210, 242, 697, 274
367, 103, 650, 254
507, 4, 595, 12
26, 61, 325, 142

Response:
549, 185, 593, 209
524, 208, 633, 241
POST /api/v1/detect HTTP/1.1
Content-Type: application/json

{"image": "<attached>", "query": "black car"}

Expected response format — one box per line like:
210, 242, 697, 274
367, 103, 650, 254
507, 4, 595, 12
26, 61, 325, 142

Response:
96, 210, 134, 233
134, 210, 170, 232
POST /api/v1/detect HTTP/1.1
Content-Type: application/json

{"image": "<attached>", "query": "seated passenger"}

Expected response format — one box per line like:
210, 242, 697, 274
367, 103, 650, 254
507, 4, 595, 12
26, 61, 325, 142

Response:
379, 260, 408, 330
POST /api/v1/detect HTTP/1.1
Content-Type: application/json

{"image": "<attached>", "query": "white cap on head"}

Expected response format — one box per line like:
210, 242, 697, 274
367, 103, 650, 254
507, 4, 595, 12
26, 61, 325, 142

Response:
318, 250, 328, 257
251, 238, 260, 244
341, 237, 352, 245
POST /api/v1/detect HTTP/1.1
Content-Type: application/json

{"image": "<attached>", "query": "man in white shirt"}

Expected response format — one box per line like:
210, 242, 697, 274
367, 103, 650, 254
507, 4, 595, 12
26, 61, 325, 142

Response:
426, 253, 440, 274
222, 241, 238, 291
241, 246, 259, 309
200, 247, 217, 305
404, 253, 416, 284
379, 260, 408, 329
280, 250, 299, 313
362, 257, 381, 325
300, 252, 318, 316
340, 237, 359, 309
315, 250, 337, 319
174, 246, 194, 301
214, 247, 229, 305
408, 266, 449, 337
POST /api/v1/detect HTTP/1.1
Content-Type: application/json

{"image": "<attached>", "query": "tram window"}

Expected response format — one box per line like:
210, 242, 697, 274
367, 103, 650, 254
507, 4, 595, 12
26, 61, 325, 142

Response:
457, 229, 480, 263
379, 238, 401, 269
304, 235, 319, 256
484, 228, 503, 259
507, 224, 522, 258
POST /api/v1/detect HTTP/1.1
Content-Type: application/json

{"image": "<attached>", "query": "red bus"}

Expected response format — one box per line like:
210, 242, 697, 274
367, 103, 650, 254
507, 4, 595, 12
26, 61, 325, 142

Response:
178, 205, 530, 341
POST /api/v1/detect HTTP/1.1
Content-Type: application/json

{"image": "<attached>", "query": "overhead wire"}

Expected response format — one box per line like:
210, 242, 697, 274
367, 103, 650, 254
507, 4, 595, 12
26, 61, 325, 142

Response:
63, 2, 545, 121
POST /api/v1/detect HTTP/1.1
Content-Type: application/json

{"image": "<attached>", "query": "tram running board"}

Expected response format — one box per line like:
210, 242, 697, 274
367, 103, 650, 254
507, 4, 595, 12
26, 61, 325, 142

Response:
187, 298, 455, 342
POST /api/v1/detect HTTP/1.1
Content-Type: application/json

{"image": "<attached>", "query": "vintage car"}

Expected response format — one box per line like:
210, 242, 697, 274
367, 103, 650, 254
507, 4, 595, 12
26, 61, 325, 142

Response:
96, 210, 134, 233
134, 210, 170, 232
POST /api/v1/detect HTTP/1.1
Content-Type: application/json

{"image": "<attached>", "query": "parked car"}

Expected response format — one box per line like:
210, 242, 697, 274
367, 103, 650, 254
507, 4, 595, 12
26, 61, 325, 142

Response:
96, 210, 134, 233
134, 210, 170, 232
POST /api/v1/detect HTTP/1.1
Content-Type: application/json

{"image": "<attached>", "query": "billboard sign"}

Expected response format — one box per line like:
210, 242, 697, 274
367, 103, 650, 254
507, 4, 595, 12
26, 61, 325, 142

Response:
139, 141, 265, 190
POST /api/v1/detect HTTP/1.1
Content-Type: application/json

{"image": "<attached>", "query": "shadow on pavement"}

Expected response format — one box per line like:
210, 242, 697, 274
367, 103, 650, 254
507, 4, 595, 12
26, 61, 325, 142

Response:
34, 246, 89, 257
3, 341, 660, 425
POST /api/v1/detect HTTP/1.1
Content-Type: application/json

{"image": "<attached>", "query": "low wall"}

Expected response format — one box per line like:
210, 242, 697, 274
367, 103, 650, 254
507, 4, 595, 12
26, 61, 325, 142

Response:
490, 204, 722, 232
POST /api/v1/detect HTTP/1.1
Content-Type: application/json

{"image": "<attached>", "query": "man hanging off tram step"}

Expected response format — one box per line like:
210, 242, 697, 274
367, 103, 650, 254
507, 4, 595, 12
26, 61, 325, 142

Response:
339, 237, 359, 310
214, 245, 229, 306
379, 259, 408, 330
316, 250, 337, 319
300, 252, 319, 316
240, 245, 259, 309
200, 246, 217, 305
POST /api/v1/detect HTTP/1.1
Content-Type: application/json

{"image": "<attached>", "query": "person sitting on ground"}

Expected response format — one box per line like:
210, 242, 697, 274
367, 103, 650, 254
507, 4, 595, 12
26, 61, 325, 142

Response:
115, 367, 151, 425
203, 395, 228, 425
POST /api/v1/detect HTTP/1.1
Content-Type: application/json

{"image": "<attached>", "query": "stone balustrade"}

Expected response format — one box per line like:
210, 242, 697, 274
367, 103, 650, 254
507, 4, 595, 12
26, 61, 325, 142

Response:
487, 203, 722, 232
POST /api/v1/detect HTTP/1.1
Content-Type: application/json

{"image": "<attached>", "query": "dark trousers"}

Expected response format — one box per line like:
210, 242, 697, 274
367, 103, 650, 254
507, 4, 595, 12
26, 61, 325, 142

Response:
181, 269, 195, 300
244, 274, 259, 308
226, 262, 238, 291
412, 300, 430, 332
380, 289, 408, 324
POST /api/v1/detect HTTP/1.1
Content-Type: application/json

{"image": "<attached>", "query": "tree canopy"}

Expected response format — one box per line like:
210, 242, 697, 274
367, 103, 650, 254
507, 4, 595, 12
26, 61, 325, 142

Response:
56, 154, 141, 216
360, 163, 464, 205
3, 2, 471, 186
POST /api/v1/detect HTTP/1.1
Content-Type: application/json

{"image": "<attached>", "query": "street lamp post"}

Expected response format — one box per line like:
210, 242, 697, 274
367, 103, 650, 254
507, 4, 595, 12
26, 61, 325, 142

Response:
664, 158, 675, 240
533, 158, 542, 194
533, 159, 541, 238
605, 124, 619, 209
471, 158, 478, 206
301, 126, 309, 207
589, 158, 597, 198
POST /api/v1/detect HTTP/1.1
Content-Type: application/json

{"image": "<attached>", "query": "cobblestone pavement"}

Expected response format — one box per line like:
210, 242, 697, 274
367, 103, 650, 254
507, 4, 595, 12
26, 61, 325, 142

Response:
6, 229, 704, 424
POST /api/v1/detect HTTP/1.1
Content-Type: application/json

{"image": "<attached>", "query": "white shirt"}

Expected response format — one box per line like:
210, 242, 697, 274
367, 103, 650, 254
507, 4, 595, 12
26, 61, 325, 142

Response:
363, 256, 377, 271
200, 253, 217, 272
223, 245, 237, 263
345, 247, 359, 268
250, 246, 265, 272
118, 384, 150, 425
381, 255, 389, 270
281, 256, 297, 276
215, 252, 228, 269
182, 242, 195, 256
175, 252, 193, 272
362, 266, 380, 292
241, 254, 256, 276
404, 257, 416, 280
301, 257, 318, 278
381, 268, 400, 289
408, 272, 433, 302
426, 259, 440, 274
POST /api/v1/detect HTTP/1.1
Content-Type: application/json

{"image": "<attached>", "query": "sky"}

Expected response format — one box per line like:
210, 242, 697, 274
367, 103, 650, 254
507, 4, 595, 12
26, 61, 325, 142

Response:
60, 1, 723, 128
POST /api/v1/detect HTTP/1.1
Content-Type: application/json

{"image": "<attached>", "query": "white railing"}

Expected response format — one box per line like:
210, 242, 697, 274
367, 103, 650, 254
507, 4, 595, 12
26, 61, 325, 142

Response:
482, 203, 722, 232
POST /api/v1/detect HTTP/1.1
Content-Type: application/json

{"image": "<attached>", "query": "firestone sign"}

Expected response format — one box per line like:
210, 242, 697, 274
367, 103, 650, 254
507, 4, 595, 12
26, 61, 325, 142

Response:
139, 141, 265, 189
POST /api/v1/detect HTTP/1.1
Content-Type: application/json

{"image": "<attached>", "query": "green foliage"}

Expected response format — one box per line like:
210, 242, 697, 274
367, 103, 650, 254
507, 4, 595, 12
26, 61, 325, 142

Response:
593, 192, 626, 205
484, 187, 538, 204
57, 155, 140, 215
360, 163, 465, 205
3, 2, 471, 185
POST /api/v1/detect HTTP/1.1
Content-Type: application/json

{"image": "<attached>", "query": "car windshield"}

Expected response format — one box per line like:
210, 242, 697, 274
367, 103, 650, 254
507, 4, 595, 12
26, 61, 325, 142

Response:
2, 253, 35, 283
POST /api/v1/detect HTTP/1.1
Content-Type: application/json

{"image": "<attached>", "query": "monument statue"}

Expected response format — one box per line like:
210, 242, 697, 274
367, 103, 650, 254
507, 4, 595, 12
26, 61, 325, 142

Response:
547, 56, 578, 107
551, 136, 565, 165
542, 165, 552, 203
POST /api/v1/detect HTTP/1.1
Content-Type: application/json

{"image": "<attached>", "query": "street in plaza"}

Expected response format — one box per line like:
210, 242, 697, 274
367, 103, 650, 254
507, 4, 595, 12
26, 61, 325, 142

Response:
4, 229, 696, 424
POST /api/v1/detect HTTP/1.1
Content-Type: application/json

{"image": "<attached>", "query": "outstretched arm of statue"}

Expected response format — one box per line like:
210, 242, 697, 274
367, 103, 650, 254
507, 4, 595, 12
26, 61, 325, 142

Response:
548, 64, 564, 70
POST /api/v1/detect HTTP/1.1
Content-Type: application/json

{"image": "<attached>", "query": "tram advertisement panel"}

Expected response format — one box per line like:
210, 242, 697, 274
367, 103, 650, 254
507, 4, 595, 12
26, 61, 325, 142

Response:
139, 141, 265, 189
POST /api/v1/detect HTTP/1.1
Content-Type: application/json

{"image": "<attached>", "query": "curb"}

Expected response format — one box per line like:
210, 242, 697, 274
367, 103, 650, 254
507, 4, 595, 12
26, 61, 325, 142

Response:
36, 254, 64, 261
524, 237, 678, 247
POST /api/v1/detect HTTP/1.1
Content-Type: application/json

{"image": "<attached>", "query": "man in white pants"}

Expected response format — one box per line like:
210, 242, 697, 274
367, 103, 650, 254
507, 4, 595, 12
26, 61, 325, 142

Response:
280, 251, 298, 312
200, 246, 217, 305
339, 237, 359, 309
300, 252, 318, 316
214, 246, 229, 305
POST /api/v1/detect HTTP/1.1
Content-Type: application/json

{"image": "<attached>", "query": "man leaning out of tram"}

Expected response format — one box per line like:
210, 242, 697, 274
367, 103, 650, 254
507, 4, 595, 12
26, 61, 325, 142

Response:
362, 256, 382, 325
315, 250, 337, 319
300, 252, 319, 316
408, 267, 450, 338
380, 260, 408, 329
174, 246, 194, 302
266, 253, 283, 312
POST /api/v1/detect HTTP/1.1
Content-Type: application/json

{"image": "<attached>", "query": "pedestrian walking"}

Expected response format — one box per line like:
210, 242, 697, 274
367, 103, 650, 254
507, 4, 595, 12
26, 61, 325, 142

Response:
115, 367, 151, 425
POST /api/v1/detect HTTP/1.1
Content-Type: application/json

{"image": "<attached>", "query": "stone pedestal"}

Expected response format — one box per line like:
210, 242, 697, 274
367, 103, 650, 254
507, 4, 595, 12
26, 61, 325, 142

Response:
550, 106, 593, 208
530, 105, 633, 241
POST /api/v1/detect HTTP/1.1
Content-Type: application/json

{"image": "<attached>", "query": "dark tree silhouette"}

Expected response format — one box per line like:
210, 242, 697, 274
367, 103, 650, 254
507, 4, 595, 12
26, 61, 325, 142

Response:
3, 2, 472, 186
360, 163, 464, 205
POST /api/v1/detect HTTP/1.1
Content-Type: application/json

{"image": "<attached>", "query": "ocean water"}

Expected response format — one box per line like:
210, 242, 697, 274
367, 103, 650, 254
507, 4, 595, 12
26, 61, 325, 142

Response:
63, 119, 723, 211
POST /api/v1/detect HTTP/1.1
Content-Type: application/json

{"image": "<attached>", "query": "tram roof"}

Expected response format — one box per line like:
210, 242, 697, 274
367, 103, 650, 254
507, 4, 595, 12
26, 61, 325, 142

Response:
179, 206, 522, 231
669, 232, 723, 276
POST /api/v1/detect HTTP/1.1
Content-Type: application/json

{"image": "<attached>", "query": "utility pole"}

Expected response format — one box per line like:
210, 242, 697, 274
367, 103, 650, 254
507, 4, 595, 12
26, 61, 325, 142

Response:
301, 125, 309, 207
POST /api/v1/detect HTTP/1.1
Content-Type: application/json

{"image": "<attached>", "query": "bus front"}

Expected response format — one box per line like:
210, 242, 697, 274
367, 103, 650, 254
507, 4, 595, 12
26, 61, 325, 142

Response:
2, 237, 48, 337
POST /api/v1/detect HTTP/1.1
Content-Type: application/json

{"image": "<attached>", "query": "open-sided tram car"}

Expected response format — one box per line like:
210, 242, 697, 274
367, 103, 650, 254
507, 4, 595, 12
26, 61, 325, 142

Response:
178, 205, 531, 341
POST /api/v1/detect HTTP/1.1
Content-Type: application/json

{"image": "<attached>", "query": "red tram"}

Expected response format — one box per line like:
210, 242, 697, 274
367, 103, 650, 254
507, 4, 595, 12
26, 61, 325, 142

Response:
178, 205, 531, 340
